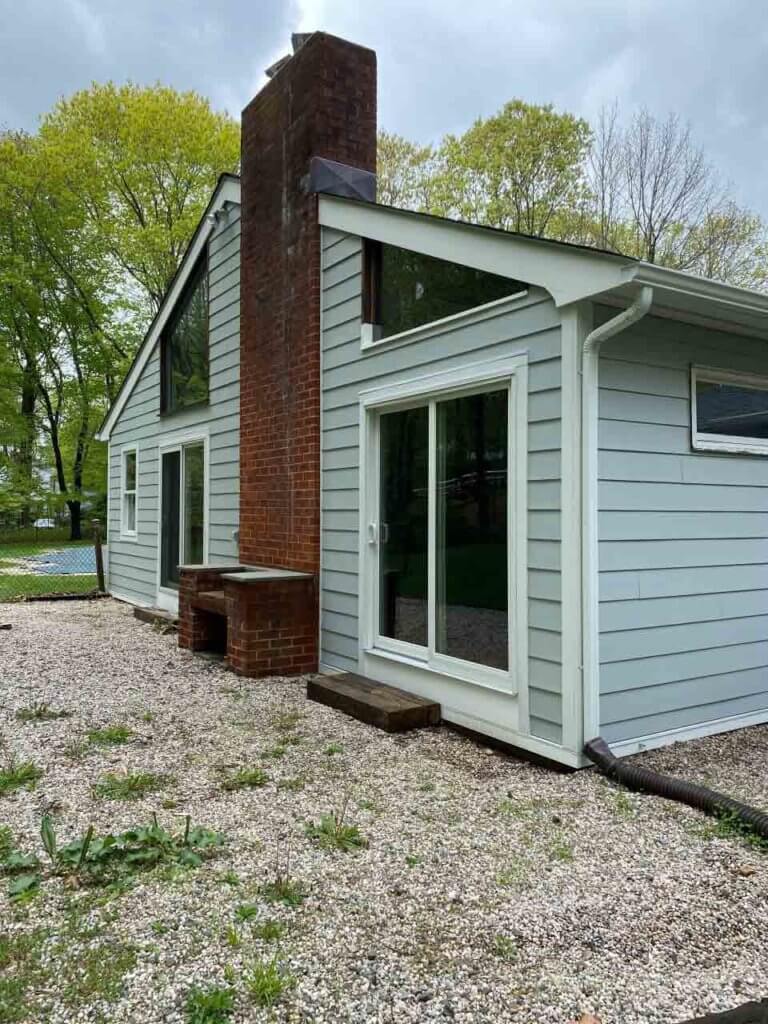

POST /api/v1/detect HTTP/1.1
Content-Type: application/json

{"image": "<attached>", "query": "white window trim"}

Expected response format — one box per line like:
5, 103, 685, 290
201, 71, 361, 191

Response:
691, 365, 768, 455
120, 445, 138, 540
156, 428, 210, 604
361, 289, 531, 352
358, 353, 528, 699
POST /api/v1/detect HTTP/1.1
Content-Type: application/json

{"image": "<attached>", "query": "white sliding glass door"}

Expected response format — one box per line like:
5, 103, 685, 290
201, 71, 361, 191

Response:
370, 377, 518, 691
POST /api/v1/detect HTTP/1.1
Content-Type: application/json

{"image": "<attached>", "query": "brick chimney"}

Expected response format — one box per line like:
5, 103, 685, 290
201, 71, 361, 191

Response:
239, 32, 377, 575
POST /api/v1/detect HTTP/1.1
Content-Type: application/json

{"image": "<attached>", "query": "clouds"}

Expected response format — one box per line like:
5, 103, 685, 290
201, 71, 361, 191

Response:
0, 0, 766, 215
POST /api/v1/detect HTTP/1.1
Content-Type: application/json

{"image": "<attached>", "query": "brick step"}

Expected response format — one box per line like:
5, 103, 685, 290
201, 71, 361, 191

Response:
191, 590, 227, 616
307, 673, 441, 733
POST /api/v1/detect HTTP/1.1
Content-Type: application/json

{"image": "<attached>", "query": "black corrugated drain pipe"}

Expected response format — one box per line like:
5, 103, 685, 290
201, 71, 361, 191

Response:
584, 736, 768, 839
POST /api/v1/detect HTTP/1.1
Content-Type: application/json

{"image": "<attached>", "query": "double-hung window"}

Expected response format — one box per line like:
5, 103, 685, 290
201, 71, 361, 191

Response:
692, 367, 768, 455
121, 447, 138, 537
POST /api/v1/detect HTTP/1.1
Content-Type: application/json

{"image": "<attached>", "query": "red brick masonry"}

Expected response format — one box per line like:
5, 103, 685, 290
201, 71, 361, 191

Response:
178, 566, 317, 678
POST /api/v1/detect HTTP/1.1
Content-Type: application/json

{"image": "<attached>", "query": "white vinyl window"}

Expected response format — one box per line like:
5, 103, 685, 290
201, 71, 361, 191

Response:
121, 447, 138, 537
692, 367, 768, 455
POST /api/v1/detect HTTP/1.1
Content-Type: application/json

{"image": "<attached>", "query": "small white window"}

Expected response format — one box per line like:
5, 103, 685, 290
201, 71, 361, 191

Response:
122, 448, 138, 536
692, 367, 768, 455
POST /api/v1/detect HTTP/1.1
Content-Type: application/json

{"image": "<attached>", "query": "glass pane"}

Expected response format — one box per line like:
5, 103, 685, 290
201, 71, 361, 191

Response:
164, 260, 209, 412
379, 406, 428, 646
124, 450, 136, 491
183, 444, 205, 565
377, 243, 524, 339
124, 493, 136, 534
161, 450, 181, 588
436, 389, 508, 669
696, 378, 768, 439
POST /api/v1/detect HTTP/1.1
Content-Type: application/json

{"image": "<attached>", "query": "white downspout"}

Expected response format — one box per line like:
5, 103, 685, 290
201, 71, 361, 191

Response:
582, 286, 654, 746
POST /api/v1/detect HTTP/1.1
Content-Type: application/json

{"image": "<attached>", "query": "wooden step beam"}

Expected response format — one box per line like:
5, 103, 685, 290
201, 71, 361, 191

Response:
307, 672, 440, 733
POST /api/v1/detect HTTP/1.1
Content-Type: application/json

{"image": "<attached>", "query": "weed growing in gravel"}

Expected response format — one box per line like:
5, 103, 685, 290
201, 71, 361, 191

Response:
220, 766, 269, 791
150, 920, 170, 935
0, 826, 13, 858
493, 935, 518, 963
1, 813, 224, 899
235, 902, 259, 922
185, 985, 235, 1023
224, 924, 242, 948
496, 859, 528, 887
418, 780, 436, 793
141, 711, 154, 723
259, 857, 306, 907
279, 733, 303, 747
357, 797, 380, 812
219, 870, 241, 886
162, 798, 179, 809
261, 745, 286, 760
15, 702, 70, 723
87, 724, 133, 746
93, 771, 173, 801
324, 742, 343, 756
613, 791, 636, 819
549, 838, 575, 863
62, 739, 89, 762
271, 711, 302, 732
0, 756, 42, 796
245, 956, 295, 1007
710, 811, 768, 851
405, 854, 423, 868
277, 776, 305, 792
305, 794, 367, 852
0, 911, 138, 1020
252, 918, 285, 942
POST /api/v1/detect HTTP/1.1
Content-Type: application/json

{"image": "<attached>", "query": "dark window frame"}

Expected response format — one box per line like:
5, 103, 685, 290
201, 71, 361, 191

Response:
361, 238, 526, 344
160, 251, 210, 416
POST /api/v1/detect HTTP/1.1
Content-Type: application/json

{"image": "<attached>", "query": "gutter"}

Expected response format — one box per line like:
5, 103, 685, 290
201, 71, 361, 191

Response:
581, 286, 654, 744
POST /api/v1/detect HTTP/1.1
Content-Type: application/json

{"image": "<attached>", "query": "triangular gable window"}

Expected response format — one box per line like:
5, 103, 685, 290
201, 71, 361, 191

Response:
160, 253, 209, 414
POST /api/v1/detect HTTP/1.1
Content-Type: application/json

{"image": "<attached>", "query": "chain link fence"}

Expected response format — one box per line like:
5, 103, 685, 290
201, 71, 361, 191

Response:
0, 522, 105, 602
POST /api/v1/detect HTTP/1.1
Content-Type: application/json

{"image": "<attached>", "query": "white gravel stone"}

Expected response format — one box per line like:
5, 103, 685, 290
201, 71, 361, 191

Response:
1, 598, 767, 1023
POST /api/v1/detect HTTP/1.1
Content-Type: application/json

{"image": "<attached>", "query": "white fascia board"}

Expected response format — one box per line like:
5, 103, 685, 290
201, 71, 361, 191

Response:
632, 261, 768, 322
318, 195, 633, 308
97, 176, 241, 441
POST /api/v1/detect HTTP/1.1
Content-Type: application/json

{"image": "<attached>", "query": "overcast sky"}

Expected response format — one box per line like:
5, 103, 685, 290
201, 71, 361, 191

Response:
1, 0, 766, 215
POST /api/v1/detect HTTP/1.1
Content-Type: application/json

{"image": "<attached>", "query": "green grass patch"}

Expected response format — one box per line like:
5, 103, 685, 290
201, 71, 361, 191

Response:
185, 985, 235, 1023
245, 957, 295, 1007
87, 725, 133, 746
16, 702, 70, 723
220, 767, 269, 792
92, 772, 172, 801
0, 758, 42, 797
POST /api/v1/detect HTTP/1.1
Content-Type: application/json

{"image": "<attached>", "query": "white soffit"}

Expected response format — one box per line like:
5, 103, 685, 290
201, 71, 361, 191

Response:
319, 194, 768, 336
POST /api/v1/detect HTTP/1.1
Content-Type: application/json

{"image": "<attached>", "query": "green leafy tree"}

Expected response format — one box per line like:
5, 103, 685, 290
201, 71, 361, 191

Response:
431, 100, 592, 235
0, 86, 240, 539
38, 83, 240, 311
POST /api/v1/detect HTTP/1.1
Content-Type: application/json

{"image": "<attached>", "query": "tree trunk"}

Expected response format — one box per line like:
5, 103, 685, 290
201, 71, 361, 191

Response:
67, 499, 82, 541
17, 359, 37, 527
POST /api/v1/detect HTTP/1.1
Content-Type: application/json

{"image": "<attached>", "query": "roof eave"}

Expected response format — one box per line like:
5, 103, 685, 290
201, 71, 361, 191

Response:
96, 174, 241, 442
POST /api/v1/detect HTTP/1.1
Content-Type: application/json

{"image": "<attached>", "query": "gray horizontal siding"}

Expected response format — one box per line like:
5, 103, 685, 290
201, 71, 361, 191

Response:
598, 310, 768, 743
108, 205, 241, 604
320, 227, 564, 745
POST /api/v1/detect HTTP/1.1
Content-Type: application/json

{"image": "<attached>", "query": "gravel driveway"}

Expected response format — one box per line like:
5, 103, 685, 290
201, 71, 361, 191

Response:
1, 598, 768, 1024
